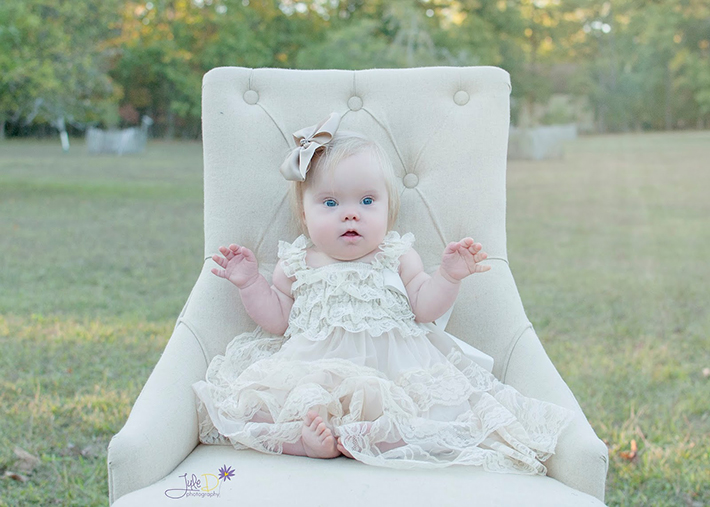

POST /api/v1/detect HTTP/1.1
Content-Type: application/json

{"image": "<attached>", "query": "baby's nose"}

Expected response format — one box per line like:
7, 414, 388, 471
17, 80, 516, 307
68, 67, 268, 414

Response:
342, 208, 360, 221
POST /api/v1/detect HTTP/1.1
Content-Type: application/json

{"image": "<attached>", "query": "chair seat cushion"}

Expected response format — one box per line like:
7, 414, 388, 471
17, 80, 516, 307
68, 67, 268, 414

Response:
113, 444, 605, 506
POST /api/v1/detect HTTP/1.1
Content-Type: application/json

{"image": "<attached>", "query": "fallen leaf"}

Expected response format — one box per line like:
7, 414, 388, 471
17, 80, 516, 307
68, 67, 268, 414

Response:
619, 439, 637, 461
13, 447, 40, 474
4, 471, 29, 482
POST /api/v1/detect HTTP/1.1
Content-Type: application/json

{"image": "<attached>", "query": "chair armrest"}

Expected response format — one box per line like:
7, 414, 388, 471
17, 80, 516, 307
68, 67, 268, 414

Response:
107, 321, 208, 504
502, 324, 609, 502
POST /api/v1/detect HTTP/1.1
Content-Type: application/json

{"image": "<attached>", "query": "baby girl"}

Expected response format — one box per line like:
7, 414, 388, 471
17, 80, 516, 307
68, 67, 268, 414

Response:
193, 112, 573, 472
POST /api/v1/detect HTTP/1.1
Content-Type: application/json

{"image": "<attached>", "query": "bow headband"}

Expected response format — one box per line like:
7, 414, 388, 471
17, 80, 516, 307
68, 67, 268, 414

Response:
279, 112, 341, 182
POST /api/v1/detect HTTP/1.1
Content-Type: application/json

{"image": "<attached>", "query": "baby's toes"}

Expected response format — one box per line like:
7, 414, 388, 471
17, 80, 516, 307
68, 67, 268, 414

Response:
322, 429, 334, 444
311, 416, 325, 431
305, 411, 318, 426
337, 440, 354, 459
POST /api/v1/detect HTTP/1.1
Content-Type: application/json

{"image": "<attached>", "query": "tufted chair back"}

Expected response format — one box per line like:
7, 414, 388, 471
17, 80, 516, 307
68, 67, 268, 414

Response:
187, 66, 526, 379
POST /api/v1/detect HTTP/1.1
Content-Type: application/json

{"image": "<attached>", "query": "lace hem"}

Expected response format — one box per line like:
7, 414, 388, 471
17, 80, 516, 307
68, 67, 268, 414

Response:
205, 327, 289, 386
290, 260, 386, 293
286, 282, 425, 341
287, 320, 428, 343
194, 353, 575, 474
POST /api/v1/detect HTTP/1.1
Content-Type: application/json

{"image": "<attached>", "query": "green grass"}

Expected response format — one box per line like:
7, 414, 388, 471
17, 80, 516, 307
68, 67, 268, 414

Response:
0, 316, 172, 506
0, 140, 204, 319
507, 131, 710, 506
0, 140, 204, 506
1, 133, 709, 505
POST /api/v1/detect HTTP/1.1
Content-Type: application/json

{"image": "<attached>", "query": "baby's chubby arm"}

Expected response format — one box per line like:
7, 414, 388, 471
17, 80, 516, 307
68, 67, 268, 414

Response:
211, 244, 294, 335
399, 239, 491, 324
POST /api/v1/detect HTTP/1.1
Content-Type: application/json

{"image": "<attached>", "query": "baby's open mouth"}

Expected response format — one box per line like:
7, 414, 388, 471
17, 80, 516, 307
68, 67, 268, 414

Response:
342, 231, 360, 237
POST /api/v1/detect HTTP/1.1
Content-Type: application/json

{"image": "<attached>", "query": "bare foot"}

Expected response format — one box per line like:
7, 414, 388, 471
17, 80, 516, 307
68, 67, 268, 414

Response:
336, 421, 373, 459
299, 410, 340, 459
336, 438, 355, 458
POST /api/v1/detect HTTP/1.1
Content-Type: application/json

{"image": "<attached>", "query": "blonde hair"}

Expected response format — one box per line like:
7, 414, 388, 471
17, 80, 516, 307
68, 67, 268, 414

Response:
289, 131, 400, 234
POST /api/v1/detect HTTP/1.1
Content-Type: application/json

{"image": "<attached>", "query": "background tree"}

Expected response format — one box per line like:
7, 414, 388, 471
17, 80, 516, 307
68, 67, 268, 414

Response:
0, 0, 122, 139
110, 0, 327, 138
562, 0, 710, 132
2, 0, 708, 138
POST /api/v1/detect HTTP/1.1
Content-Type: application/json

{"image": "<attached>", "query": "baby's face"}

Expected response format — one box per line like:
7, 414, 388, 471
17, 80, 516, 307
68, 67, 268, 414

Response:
302, 149, 389, 262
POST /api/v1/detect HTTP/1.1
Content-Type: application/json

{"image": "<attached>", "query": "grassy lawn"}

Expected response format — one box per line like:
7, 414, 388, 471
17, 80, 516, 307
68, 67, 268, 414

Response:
507, 131, 710, 506
1, 132, 709, 505
0, 140, 204, 506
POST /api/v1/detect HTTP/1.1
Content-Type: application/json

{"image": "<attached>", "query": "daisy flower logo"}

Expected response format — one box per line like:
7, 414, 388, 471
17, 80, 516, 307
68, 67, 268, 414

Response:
218, 465, 235, 482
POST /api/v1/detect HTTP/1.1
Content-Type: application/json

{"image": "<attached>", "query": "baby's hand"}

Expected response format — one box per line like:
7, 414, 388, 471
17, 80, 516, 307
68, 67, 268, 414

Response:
440, 238, 491, 283
211, 244, 260, 289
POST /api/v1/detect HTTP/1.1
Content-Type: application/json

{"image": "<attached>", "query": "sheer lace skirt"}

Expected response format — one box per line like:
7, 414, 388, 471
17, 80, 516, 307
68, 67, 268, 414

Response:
193, 326, 575, 475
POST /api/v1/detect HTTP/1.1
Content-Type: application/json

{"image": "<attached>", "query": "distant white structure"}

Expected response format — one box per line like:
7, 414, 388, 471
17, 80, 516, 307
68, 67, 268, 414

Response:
508, 124, 578, 160
87, 116, 153, 155
55, 116, 70, 152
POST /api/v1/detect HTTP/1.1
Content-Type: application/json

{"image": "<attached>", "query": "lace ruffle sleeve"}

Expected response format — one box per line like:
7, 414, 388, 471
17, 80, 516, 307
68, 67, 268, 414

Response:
277, 234, 309, 278
373, 231, 415, 271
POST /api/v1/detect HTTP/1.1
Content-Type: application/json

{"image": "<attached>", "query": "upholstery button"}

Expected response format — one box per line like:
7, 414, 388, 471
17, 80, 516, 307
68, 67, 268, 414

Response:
348, 95, 363, 111
243, 90, 259, 105
454, 90, 469, 106
403, 173, 419, 188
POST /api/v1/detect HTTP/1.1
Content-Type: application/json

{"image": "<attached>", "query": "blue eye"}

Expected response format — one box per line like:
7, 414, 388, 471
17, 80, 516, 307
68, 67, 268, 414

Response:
324, 199, 337, 207
362, 197, 374, 205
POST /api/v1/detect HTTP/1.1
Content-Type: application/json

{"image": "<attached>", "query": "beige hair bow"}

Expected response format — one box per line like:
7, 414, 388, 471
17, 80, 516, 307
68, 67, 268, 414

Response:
279, 112, 341, 181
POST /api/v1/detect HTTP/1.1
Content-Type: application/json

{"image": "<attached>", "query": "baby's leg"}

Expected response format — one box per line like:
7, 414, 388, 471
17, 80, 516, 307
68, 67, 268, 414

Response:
336, 421, 406, 459
249, 410, 274, 423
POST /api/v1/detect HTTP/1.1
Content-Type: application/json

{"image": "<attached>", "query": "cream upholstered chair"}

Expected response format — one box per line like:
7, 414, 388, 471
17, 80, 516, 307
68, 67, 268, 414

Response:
107, 66, 608, 506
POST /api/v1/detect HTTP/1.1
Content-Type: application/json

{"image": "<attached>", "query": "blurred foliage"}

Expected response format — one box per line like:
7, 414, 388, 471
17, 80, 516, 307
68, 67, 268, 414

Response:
1, 0, 709, 138
0, 1, 124, 134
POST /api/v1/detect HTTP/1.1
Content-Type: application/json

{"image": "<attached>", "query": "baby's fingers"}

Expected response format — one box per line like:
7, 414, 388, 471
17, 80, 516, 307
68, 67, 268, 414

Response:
465, 241, 483, 253
219, 245, 235, 260
446, 238, 477, 254
472, 250, 488, 263
227, 244, 256, 262
212, 253, 228, 268
239, 246, 256, 262
444, 241, 461, 254
211, 267, 227, 278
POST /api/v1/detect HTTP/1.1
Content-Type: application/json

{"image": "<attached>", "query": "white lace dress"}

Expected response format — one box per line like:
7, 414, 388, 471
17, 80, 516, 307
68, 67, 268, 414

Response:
192, 231, 574, 474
